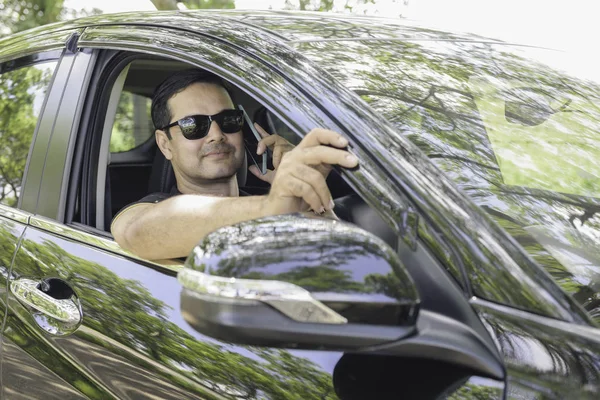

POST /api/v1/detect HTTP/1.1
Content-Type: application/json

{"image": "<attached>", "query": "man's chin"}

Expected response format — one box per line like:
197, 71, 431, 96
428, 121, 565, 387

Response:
197, 166, 238, 181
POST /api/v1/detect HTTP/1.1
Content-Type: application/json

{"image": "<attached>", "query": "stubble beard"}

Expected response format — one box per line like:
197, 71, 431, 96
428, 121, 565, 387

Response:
195, 151, 243, 181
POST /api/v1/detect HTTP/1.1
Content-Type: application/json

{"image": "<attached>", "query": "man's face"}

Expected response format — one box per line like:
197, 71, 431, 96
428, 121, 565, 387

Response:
159, 82, 244, 183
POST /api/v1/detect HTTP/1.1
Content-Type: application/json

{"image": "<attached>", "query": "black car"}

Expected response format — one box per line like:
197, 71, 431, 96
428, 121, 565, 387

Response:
0, 9, 598, 400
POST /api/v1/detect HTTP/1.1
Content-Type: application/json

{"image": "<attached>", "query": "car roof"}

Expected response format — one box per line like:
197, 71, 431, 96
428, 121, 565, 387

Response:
2, 9, 510, 48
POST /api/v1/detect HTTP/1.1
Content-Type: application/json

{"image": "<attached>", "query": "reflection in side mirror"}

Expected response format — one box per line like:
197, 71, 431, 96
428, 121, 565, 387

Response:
178, 213, 420, 350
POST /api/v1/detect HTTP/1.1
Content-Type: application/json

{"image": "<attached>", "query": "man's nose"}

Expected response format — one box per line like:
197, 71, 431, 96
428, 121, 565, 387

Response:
205, 120, 226, 143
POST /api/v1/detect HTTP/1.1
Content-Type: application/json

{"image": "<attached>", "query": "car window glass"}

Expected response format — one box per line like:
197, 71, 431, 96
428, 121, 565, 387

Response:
110, 91, 153, 153
0, 60, 57, 207
264, 110, 301, 146
299, 40, 600, 323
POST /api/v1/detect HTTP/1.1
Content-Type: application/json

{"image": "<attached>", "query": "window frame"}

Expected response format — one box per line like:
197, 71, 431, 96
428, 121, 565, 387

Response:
65, 51, 164, 232
0, 50, 63, 211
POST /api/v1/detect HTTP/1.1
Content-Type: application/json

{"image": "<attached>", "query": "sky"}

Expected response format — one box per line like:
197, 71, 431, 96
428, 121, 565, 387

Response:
407, 0, 597, 52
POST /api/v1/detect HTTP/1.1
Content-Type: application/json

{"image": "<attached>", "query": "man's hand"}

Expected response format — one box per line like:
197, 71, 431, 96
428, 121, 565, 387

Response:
264, 128, 358, 215
248, 123, 295, 183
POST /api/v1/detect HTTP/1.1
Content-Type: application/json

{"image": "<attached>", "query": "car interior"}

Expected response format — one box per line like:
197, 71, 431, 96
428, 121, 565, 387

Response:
73, 56, 399, 253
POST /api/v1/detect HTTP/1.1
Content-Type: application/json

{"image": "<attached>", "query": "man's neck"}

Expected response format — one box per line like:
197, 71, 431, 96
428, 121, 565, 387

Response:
177, 176, 239, 197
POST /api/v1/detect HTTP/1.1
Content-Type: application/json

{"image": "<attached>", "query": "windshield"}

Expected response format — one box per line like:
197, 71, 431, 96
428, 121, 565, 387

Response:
298, 38, 600, 323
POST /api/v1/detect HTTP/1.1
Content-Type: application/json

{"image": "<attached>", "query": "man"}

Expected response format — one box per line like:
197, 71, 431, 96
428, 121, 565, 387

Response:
111, 69, 358, 260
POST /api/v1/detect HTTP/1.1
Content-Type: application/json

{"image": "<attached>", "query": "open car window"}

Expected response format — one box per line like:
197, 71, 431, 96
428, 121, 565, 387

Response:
82, 55, 381, 250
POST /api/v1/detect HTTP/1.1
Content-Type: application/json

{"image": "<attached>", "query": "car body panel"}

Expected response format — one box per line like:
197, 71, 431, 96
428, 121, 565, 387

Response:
5, 216, 340, 399
0, 29, 81, 64
0, 206, 28, 338
36, 49, 95, 221
184, 10, 506, 44
473, 299, 600, 399
0, 209, 87, 400
0, 10, 507, 46
443, 376, 504, 399
7, 217, 509, 400
17, 51, 70, 214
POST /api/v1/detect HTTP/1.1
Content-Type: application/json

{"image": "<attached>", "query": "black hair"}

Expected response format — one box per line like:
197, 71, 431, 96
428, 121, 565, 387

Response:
151, 69, 235, 139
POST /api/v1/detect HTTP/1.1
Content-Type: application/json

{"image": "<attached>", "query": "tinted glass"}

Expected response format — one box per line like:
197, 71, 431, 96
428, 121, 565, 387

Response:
110, 91, 153, 153
0, 60, 57, 207
299, 39, 600, 323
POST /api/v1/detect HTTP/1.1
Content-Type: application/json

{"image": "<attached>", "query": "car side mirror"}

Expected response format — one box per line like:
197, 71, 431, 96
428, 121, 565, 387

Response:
178, 213, 420, 350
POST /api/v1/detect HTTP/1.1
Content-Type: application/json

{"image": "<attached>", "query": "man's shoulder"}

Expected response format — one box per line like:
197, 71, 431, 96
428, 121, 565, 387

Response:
135, 192, 177, 204
111, 190, 179, 229
134, 185, 182, 205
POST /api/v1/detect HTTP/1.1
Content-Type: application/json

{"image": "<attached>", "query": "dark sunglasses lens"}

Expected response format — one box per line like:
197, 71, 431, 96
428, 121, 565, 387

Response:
179, 116, 210, 140
218, 111, 244, 133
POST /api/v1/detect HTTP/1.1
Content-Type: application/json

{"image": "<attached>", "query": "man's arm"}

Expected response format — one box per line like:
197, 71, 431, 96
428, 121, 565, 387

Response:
112, 128, 358, 260
111, 194, 269, 260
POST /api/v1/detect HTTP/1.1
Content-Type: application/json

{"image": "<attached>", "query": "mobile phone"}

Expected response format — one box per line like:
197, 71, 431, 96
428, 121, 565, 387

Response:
238, 104, 267, 175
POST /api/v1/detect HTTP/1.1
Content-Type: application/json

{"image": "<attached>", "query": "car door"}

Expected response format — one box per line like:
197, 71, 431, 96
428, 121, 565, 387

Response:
0, 34, 76, 397
2, 17, 508, 399
4, 23, 385, 399
0, 23, 366, 400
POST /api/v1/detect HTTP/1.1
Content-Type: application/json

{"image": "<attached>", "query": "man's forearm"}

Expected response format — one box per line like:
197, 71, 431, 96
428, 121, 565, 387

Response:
123, 194, 269, 260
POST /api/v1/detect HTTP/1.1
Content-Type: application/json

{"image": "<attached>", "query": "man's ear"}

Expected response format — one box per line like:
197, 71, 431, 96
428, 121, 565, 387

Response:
156, 130, 173, 160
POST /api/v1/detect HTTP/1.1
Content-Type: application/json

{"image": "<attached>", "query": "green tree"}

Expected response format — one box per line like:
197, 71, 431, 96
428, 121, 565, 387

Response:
150, 0, 235, 10
283, 0, 406, 14
0, 0, 66, 35
0, 0, 103, 37
110, 91, 154, 153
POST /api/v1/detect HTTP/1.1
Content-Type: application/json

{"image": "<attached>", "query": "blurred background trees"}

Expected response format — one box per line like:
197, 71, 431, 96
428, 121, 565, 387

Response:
151, 0, 235, 10
1, 0, 64, 35
0, 0, 403, 37
0, 0, 103, 36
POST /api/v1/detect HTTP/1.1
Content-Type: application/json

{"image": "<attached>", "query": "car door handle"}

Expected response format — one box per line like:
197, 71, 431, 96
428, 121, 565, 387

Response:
10, 278, 82, 335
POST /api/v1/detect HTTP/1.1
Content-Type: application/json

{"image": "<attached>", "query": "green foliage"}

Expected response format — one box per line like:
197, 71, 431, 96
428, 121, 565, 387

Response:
110, 92, 153, 153
150, 0, 235, 10
0, 0, 65, 35
446, 381, 502, 400
183, 0, 235, 9
283, 0, 382, 13
0, 62, 56, 206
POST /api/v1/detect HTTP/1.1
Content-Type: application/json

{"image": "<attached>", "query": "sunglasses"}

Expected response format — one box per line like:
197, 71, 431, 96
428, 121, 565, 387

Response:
160, 109, 244, 140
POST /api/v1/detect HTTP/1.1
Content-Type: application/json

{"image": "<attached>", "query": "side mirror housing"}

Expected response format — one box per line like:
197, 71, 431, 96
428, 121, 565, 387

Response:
179, 213, 420, 350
